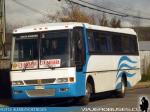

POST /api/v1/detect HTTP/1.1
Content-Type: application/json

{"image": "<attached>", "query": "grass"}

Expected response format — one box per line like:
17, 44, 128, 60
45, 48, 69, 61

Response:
141, 65, 150, 82
141, 74, 150, 82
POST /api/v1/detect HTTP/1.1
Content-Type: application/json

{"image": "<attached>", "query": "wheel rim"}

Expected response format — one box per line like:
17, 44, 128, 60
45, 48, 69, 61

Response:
121, 80, 125, 94
86, 84, 91, 98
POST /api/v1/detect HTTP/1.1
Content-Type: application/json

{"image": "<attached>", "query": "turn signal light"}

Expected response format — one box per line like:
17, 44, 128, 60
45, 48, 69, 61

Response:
69, 77, 74, 82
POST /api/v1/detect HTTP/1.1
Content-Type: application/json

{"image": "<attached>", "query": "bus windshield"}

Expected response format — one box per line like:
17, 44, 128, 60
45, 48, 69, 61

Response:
14, 35, 38, 62
40, 30, 70, 68
12, 30, 71, 70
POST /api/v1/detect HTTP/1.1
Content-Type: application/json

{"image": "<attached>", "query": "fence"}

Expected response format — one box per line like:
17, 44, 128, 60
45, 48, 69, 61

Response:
140, 51, 150, 75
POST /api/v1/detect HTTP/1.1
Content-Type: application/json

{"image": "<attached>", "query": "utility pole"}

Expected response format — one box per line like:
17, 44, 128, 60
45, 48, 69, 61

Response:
0, 0, 6, 57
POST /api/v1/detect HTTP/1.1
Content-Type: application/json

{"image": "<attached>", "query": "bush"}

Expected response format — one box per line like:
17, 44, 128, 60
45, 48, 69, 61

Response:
141, 65, 150, 82
141, 75, 150, 82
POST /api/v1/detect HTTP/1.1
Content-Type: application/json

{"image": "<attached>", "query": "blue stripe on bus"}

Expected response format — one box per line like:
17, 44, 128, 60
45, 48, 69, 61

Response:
115, 55, 137, 90
118, 64, 136, 71
83, 24, 89, 55
116, 71, 136, 81
75, 24, 90, 96
118, 55, 137, 69
116, 80, 132, 90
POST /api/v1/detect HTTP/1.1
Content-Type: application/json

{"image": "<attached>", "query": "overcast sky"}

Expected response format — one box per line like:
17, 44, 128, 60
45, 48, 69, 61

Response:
6, 0, 150, 27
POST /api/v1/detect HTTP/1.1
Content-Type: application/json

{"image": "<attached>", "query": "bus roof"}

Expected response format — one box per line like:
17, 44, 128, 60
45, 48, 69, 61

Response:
13, 22, 136, 35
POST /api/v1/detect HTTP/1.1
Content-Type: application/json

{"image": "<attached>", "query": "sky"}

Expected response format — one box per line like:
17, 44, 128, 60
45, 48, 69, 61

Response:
6, 0, 150, 27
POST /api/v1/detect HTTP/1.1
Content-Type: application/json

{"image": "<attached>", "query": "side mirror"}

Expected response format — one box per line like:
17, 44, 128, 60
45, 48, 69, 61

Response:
75, 61, 83, 72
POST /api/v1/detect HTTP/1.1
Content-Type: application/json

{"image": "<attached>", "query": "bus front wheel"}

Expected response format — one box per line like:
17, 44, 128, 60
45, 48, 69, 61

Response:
77, 83, 92, 105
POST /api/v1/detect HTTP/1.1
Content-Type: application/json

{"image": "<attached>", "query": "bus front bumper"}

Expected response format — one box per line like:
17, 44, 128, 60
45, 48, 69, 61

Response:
11, 83, 84, 100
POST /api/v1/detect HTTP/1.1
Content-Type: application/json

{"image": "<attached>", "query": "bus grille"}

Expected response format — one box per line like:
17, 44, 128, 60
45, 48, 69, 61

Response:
24, 79, 56, 85
26, 89, 55, 97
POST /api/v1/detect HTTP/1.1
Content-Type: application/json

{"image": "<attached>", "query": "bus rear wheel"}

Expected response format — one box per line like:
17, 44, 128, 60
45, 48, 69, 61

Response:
77, 83, 92, 105
117, 78, 126, 98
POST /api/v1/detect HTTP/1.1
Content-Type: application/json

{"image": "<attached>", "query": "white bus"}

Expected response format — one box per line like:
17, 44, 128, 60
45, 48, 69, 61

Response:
10, 22, 141, 105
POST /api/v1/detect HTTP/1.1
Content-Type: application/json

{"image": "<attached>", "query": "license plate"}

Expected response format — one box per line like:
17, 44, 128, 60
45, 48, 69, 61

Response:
35, 86, 44, 89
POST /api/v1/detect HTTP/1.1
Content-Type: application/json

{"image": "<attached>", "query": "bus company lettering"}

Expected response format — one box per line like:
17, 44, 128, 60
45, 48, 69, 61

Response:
21, 61, 37, 68
40, 59, 61, 67
12, 59, 61, 70
12, 61, 38, 70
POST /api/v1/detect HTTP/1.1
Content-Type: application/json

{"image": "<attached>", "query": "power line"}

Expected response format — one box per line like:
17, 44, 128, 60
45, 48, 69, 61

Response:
68, 0, 150, 20
12, 0, 150, 21
12, 0, 126, 19
77, 0, 128, 16
12, 0, 47, 16
67, 0, 127, 17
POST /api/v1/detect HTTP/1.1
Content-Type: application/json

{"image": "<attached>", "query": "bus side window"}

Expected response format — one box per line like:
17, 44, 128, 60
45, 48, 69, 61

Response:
122, 35, 130, 54
73, 27, 85, 71
88, 30, 95, 52
94, 31, 109, 53
129, 36, 138, 55
112, 35, 122, 54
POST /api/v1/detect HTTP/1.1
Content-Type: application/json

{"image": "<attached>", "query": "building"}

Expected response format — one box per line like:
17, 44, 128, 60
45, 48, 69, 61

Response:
139, 41, 150, 74
134, 27, 150, 41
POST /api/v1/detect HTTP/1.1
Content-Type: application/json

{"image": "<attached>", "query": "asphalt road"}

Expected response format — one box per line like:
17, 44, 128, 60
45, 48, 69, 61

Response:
0, 88, 150, 111
88, 88, 150, 112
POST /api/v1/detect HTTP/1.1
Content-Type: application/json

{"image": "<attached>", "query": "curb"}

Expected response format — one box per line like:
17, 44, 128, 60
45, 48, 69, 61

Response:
130, 81, 150, 90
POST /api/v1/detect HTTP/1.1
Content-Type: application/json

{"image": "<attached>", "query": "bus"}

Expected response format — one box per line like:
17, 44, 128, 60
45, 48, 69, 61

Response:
10, 22, 141, 105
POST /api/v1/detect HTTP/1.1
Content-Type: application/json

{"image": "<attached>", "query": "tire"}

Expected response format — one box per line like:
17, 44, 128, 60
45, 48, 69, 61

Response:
77, 83, 92, 105
117, 78, 126, 98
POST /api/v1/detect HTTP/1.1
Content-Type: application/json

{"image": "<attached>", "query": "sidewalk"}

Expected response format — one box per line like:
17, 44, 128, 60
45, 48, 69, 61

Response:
132, 81, 150, 89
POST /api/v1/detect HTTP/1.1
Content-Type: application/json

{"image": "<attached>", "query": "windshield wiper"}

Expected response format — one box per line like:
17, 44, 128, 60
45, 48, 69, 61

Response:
22, 64, 28, 72
46, 61, 66, 70
46, 64, 55, 70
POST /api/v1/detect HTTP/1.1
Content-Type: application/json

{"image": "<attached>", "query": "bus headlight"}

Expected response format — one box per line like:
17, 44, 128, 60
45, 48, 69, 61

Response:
56, 77, 75, 83
56, 78, 68, 83
12, 81, 24, 85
